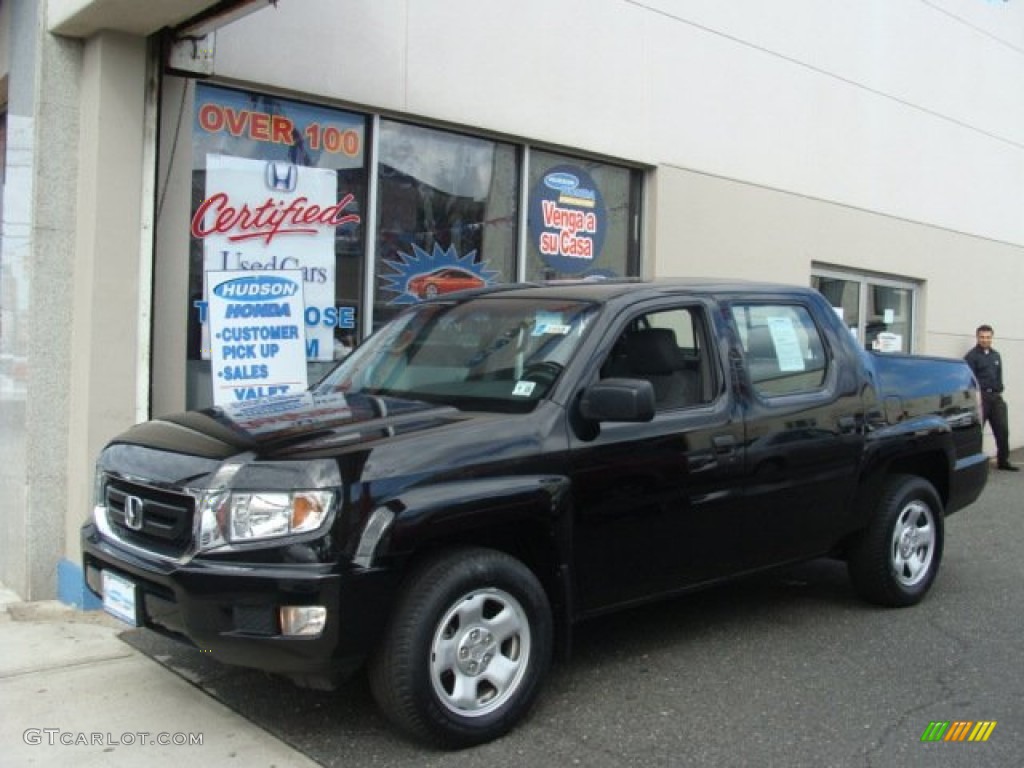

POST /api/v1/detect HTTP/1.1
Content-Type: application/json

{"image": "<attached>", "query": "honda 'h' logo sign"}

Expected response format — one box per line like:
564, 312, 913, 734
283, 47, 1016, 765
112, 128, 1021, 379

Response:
265, 161, 298, 193
123, 495, 145, 531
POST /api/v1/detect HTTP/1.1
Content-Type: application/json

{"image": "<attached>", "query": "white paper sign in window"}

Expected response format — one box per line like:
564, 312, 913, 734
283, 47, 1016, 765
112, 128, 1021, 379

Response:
767, 317, 807, 372
207, 270, 309, 406
197, 154, 345, 362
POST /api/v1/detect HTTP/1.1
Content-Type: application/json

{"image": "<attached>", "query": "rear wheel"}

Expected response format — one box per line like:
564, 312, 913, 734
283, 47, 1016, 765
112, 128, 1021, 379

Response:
368, 548, 553, 747
848, 474, 944, 607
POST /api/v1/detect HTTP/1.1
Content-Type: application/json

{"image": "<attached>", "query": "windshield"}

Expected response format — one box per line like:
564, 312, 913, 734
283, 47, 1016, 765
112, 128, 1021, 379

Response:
313, 297, 598, 412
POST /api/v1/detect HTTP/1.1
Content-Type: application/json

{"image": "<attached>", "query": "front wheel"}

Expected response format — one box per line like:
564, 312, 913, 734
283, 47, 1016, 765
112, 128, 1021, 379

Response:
368, 548, 553, 748
848, 474, 944, 607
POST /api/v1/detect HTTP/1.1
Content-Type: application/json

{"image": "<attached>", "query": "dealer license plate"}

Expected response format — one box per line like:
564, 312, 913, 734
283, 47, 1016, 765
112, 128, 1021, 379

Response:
101, 570, 139, 627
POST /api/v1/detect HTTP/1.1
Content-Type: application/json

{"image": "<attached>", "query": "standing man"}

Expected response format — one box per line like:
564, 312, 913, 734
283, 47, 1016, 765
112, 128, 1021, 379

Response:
965, 324, 1017, 471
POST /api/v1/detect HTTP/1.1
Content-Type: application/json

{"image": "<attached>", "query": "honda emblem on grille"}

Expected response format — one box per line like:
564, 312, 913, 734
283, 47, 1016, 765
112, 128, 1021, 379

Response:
123, 495, 145, 531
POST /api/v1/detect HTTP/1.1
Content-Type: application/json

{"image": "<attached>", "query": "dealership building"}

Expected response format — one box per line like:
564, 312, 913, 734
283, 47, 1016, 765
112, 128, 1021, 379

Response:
1, 0, 1022, 602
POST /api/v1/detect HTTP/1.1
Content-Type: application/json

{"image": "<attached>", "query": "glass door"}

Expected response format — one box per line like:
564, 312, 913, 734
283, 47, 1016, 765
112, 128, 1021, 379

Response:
812, 268, 918, 353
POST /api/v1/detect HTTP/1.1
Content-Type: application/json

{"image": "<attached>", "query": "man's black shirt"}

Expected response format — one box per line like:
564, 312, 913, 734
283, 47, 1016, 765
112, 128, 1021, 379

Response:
965, 345, 1004, 393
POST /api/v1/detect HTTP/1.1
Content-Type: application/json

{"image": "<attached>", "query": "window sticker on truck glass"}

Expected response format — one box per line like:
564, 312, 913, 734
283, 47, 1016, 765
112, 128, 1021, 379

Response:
512, 381, 537, 397
533, 312, 571, 336
767, 316, 807, 372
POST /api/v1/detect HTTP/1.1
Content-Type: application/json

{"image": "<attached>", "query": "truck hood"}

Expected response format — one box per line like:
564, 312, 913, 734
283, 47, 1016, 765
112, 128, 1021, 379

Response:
111, 391, 474, 461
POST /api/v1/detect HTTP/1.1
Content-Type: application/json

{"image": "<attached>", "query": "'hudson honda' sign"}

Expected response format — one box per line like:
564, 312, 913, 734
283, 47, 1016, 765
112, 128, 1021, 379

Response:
207, 272, 308, 406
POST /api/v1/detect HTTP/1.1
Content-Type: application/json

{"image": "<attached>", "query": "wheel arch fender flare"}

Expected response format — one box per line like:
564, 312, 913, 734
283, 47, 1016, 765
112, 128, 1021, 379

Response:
858, 422, 957, 514
366, 473, 572, 577
372, 474, 575, 658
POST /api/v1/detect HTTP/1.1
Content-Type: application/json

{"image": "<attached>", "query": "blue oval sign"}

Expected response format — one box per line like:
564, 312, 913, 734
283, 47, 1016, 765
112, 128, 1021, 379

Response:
529, 165, 607, 276
544, 172, 579, 192
213, 274, 300, 301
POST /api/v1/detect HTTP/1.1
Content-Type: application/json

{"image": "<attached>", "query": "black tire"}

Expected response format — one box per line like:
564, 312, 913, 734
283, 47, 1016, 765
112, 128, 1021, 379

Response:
368, 548, 553, 748
848, 474, 944, 607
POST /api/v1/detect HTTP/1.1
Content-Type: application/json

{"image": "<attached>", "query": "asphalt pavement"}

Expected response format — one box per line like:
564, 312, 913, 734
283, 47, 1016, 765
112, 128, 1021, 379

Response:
2, 452, 1022, 767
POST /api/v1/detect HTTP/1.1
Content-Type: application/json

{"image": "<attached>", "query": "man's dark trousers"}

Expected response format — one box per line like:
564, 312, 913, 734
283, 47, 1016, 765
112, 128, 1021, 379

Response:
982, 391, 1011, 466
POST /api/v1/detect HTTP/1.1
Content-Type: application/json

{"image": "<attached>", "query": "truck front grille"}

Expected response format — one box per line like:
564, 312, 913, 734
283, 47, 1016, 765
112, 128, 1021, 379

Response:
104, 479, 196, 558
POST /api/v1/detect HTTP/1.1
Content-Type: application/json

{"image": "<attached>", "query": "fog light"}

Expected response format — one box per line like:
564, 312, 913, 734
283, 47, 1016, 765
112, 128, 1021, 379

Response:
280, 606, 327, 637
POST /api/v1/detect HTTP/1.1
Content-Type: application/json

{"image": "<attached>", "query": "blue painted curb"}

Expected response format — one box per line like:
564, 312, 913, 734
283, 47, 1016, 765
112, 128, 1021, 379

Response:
57, 558, 102, 610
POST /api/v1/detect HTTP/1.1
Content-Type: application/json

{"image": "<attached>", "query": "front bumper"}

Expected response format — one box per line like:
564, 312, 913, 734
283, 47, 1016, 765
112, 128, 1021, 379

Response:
82, 522, 399, 686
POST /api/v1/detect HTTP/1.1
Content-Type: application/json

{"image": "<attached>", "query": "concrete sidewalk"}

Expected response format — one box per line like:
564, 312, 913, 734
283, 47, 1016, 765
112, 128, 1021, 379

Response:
0, 584, 319, 767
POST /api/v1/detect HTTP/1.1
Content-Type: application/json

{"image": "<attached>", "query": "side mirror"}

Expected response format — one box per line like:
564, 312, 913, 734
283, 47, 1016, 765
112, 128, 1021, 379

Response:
579, 378, 656, 422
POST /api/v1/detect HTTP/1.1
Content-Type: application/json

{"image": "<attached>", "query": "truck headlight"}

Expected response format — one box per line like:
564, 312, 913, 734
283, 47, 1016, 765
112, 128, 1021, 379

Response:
200, 489, 336, 549
197, 458, 340, 551
229, 491, 334, 540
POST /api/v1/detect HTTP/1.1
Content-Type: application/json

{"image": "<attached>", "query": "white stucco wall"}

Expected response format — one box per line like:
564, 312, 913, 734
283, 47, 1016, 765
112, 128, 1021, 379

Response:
212, 0, 1024, 248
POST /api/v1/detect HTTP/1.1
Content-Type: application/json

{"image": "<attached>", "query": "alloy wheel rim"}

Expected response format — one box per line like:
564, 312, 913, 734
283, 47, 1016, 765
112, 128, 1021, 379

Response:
429, 588, 531, 717
890, 500, 936, 587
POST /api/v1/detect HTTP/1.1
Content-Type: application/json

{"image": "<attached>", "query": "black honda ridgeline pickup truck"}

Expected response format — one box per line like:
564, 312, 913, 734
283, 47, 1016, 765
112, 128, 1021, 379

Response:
83, 279, 988, 747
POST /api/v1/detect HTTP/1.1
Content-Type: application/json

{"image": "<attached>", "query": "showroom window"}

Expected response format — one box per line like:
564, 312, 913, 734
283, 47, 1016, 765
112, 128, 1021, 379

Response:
187, 84, 369, 407
183, 84, 643, 408
812, 268, 918, 353
373, 120, 519, 329
527, 150, 641, 282
372, 128, 643, 329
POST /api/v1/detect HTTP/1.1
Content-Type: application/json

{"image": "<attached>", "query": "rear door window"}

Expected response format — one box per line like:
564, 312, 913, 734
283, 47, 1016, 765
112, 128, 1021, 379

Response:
731, 304, 828, 397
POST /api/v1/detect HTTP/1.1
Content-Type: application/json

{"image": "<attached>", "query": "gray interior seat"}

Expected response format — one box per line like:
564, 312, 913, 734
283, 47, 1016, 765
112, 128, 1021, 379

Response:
614, 328, 699, 409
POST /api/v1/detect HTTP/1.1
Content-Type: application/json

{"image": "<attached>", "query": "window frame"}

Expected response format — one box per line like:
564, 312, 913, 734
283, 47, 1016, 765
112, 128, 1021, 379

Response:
811, 266, 920, 354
